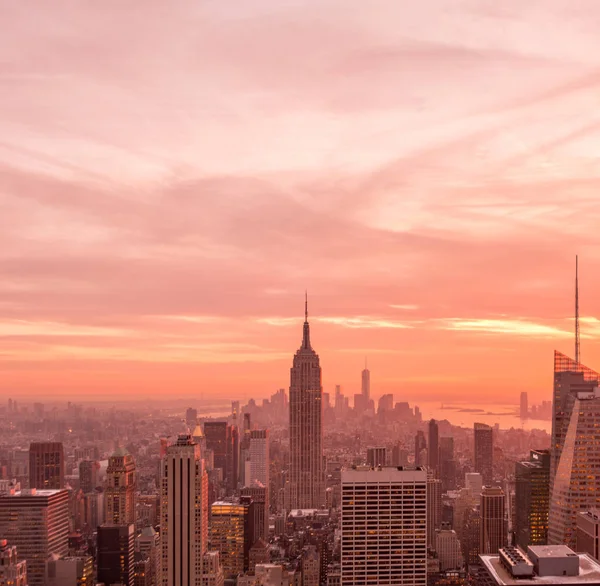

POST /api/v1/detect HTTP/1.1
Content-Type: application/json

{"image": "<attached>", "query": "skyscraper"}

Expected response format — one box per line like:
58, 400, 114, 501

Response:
361, 360, 370, 400
104, 447, 136, 525
480, 486, 506, 554
97, 524, 135, 586
0, 489, 69, 586
210, 498, 255, 578
341, 466, 427, 585
289, 296, 324, 509
439, 437, 456, 492
204, 421, 237, 492
520, 392, 528, 419
28, 442, 64, 490
474, 423, 493, 486
246, 429, 270, 540
161, 434, 208, 586
515, 449, 550, 549
428, 475, 443, 550
415, 430, 427, 467
79, 460, 99, 494
366, 447, 387, 468
549, 351, 600, 548
428, 419, 439, 475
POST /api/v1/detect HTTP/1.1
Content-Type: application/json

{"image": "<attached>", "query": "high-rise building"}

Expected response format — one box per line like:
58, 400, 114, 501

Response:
341, 466, 427, 586
301, 545, 320, 586
473, 424, 493, 486
428, 475, 443, 550
361, 361, 370, 400
463, 507, 481, 570
366, 447, 387, 468
204, 422, 237, 492
429, 420, 439, 475
391, 443, 409, 467
97, 524, 135, 586
465, 473, 483, 498
28, 442, 64, 490
202, 551, 225, 586
105, 447, 136, 525
289, 297, 325, 509
210, 498, 255, 578
577, 510, 600, 561
245, 429, 269, 540
79, 460, 99, 494
186, 407, 198, 427
480, 487, 506, 555
515, 449, 550, 549
520, 392, 528, 419
0, 540, 27, 586
415, 431, 427, 467
435, 529, 464, 571
161, 434, 209, 586
549, 351, 600, 548
440, 437, 456, 492
47, 555, 94, 586
0, 488, 69, 586
136, 526, 160, 586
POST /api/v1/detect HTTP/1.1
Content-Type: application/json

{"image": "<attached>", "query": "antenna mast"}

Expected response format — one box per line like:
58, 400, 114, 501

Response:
576, 255, 580, 364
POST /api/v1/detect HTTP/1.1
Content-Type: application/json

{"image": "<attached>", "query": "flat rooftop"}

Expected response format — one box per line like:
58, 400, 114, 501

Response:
480, 553, 600, 585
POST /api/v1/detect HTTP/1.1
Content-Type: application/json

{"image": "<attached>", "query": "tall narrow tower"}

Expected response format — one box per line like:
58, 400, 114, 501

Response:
289, 294, 325, 509
361, 358, 370, 401
104, 447, 136, 525
575, 255, 580, 364
161, 434, 208, 586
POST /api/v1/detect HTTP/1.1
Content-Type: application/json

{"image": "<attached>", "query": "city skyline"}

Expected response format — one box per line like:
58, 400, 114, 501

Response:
3, 1, 600, 401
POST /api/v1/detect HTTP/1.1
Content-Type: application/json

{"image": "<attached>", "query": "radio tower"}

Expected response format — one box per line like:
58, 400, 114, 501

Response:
575, 255, 580, 364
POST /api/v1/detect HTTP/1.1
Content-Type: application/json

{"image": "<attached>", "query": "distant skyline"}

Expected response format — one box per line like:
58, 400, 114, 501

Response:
3, 1, 600, 400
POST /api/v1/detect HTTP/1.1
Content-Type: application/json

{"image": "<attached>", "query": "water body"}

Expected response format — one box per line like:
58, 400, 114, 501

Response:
418, 402, 551, 433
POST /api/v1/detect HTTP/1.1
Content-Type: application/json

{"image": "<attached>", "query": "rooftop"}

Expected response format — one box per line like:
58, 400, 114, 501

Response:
480, 551, 600, 585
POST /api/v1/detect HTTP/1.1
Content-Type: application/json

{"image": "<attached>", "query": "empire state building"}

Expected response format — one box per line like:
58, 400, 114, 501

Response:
288, 296, 325, 509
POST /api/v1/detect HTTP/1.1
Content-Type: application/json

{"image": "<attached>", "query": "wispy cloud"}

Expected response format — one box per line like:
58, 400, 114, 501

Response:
436, 318, 572, 338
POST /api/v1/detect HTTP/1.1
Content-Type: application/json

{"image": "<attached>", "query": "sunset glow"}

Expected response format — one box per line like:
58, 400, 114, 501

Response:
2, 0, 600, 402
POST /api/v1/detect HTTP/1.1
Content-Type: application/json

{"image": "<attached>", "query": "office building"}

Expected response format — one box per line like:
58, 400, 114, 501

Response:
515, 449, 550, 549
477, 545, 600, 586
549, 352, 600, 548
481, 487, 506, 555
161, 434, 209, 586
0, 540, 27, 586
361, 361, 370, 401
210, 498, 255, 578
391, 443, 409, 467
78, 460, 99, 494
440, 437, 456, 492
202, 551, 225, 586
97, 523, 135, 586
28, 442, 64, 490
474, 424, 493, 486
186, 407, 198, 427
366, 447, 386, 468
241, 486, 267, 544
415, 431, 427, 467
577, 510, 600, 561
429, 419, 439, 475
428, 475, 443, 550
136, 526, 160, 586
289, 297, 325, 509
246, 429, 269, 540
435, 529, 464, 571
341, 466, 427, 585
0, 488, 69, 586
204, 422, 237, 492
47, 555, 94, 586
105, 447, 136, 525
465, 473, 483, 498
520, 392, 528, 419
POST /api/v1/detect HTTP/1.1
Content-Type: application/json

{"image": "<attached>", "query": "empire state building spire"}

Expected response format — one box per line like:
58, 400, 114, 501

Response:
302, 291, 311, 349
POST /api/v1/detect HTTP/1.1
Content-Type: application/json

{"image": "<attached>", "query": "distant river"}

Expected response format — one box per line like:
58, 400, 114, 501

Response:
417, 402, 551, 433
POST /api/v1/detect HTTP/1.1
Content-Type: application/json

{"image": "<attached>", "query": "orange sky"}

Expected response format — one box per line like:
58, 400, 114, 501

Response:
2, 1, 600, 403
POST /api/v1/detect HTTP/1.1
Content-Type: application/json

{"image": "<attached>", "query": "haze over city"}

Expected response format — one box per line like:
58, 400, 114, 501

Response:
3, 0, 600, 402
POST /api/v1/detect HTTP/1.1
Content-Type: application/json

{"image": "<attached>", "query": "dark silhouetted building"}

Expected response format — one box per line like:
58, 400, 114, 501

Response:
29, 442, 64, 490
97, 523, 135, 586
515, 449, 550, 549
474, 424, 493, 486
